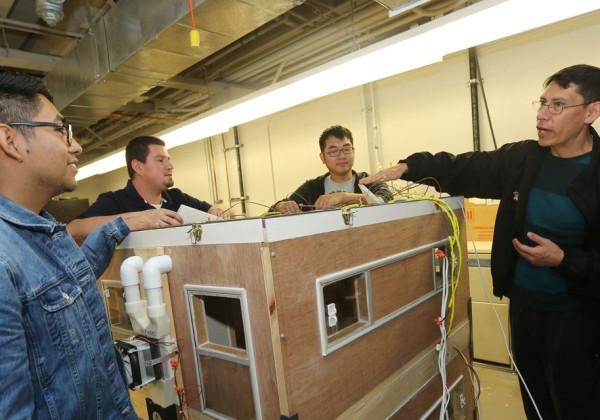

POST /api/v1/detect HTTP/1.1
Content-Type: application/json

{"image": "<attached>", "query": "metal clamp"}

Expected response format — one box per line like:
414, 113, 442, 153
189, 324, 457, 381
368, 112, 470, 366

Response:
187, 223, 202, 244
144, 350, 179, 368
341, 204, 359, 226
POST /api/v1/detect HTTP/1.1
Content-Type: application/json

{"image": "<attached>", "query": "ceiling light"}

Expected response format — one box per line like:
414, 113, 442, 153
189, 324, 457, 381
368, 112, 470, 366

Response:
76, 150, 125, 180
76, 0, 600, 181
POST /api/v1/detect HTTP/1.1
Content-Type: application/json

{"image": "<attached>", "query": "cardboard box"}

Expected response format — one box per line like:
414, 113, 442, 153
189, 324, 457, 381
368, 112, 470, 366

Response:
464, 199, 498, 241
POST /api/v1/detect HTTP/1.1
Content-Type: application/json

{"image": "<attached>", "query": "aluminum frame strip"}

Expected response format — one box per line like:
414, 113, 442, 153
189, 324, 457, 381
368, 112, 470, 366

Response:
317, 238, 450, 356
184, 284, 263, 420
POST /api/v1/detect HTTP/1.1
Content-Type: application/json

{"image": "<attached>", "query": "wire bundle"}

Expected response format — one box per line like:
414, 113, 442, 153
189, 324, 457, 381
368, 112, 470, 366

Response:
389, 188, 462, 419
437, 252, 451, 419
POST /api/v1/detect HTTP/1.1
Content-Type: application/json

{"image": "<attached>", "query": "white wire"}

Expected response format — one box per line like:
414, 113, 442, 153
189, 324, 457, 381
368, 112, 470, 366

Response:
438, 255, 450, 420
460, 205, 543, 420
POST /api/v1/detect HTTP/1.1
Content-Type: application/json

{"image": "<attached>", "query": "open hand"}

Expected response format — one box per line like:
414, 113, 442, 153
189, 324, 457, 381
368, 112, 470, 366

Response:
275, 200, 301, 214
124, 208, 183, 230
359, 163, 407, 185
314, 192, 360, 210
208, 206, 230, 219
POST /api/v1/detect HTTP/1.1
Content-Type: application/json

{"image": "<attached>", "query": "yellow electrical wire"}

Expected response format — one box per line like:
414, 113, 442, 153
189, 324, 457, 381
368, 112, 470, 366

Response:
260, 211, 282, 217
391, 192, 462, 332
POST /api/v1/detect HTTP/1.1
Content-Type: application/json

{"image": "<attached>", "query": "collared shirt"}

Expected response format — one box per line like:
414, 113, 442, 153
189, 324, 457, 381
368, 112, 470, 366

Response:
77, 179, 212, 218
0, 194, 136, 419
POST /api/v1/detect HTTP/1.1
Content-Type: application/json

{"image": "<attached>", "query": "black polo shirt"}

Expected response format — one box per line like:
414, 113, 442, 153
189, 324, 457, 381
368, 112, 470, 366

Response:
77, 180, 212, 218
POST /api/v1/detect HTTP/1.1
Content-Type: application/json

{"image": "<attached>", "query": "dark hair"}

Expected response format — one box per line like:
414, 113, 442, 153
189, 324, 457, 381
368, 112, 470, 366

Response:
318, 125, 354, 152
125, 136, 166, 178
544, 64, 600, 103
0, 71, 54, 139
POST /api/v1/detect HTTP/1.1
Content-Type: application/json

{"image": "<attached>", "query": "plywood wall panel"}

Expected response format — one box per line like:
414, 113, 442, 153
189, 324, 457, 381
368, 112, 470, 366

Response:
163, 244, 280, 419
268, 212, 468, 418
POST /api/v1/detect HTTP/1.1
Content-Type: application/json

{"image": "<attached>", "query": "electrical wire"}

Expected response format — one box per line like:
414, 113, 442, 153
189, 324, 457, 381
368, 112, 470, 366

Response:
453, 345, 481, 418
438, 253, 450, 420
463, 206, 543, 420
391, 191, 462, 331
264, 181, 386, 217
172, 351, 188, 420
223, 199, 272, 215
387, 180, 542, 418
132, 334, 189, 418
385, 179, 464, 332
187, 0, 196, 28
473, 52, 498, 150
387, 180, 464, 419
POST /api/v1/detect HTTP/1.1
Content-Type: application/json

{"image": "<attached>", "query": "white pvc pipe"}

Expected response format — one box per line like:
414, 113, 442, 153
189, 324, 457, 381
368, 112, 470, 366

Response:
120, 256, 144, 303
142, 255, 172, 307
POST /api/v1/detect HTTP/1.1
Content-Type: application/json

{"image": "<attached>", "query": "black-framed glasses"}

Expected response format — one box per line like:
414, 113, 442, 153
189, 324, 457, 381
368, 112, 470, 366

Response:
532, 100, 594, 115
325, 146, 354, 157
8, 119, 73, 146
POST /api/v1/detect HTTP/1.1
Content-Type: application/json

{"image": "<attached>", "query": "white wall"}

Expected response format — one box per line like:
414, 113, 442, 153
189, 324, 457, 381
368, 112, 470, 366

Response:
68, 10, 600, 217
75, 166, 128, 205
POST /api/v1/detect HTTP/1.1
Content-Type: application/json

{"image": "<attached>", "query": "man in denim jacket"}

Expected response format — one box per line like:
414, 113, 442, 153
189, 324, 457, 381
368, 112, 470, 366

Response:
0, 71, 137, 418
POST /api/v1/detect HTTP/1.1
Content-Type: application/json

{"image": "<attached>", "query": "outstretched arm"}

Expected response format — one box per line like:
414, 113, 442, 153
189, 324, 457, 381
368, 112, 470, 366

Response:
360, 163, 408, 185
68, 209, 183, 245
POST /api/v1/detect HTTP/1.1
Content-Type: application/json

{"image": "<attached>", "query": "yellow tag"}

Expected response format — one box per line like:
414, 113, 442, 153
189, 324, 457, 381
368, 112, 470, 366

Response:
190, 29, 200, 47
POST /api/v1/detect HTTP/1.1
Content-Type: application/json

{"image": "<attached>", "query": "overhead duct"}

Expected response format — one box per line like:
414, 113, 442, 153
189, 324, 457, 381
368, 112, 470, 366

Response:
44, 0, 299, 129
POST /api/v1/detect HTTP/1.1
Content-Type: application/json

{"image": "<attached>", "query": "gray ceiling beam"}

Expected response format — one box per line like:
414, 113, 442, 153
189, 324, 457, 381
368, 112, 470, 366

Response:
0, 48, 60, 72
0, 16, 84, 39
0, 1, 17, 18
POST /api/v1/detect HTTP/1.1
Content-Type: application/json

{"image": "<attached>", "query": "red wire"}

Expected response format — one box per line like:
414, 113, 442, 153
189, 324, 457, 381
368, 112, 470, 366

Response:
188, 0, 196, 29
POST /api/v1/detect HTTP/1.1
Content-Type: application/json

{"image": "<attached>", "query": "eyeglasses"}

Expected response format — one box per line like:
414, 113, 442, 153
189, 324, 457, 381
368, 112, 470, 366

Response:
324, 146, 354, 157
8, 119, 73, 146
533, 100, 594, 115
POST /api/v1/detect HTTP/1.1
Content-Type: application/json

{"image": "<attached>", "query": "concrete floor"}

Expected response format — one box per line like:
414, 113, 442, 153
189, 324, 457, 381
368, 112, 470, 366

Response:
474, 363, 526, 419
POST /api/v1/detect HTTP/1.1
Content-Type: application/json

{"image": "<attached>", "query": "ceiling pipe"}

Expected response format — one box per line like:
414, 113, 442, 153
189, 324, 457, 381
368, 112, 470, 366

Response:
36, 0, 66, 27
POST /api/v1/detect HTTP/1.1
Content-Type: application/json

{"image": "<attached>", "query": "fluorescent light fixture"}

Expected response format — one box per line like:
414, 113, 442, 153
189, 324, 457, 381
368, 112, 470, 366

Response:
76, 150, 125, 180
76, 0, 600, 180
388, 0, 436, 18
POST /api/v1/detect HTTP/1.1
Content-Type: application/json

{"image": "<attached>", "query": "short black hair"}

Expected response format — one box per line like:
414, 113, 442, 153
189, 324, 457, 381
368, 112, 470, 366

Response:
318, 125, 354, 152
0, 71, 54, 139
544, 64, 600, 103
125, 136, 166, 178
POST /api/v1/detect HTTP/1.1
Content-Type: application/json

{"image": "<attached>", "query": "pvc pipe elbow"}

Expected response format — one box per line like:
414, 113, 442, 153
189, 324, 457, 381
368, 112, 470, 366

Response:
142, 255, 172, 310
142, 255, 172, 291
120, 256, 144, 287
120, 256, 144, 303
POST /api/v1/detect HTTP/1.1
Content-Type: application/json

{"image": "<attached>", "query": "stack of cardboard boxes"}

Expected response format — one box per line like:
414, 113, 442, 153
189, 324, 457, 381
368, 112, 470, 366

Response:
465, 199, 511, 366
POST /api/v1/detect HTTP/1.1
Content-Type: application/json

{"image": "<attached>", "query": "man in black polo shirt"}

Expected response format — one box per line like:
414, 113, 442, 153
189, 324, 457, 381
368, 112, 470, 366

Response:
68, 136, 224, 243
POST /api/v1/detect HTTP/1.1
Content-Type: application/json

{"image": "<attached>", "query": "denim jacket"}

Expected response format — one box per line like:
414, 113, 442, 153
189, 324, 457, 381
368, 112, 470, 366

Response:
0, 195, 136, 419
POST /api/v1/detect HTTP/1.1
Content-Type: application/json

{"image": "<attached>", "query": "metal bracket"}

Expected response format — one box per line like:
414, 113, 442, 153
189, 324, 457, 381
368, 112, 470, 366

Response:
230, 196, 249, 202
224, 144, 243, 152
187, 223, 202, 244
144, 350, 178, 368
341, 205, 359, 226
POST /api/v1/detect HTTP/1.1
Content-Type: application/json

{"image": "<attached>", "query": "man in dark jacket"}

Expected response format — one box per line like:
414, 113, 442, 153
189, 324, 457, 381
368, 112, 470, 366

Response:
362, 64, 600, 420
272, 125, 393, 213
